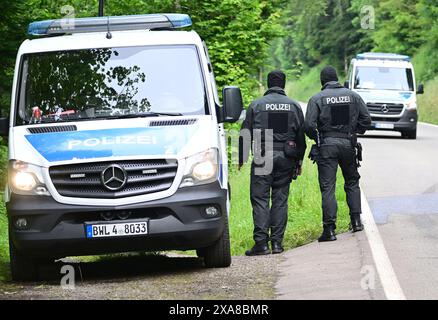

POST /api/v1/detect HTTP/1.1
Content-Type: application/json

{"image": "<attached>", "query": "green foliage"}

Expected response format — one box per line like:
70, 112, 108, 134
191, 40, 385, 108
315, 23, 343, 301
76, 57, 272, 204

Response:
286, 64, 326, 103
267, 0, 369, 76
372, 0, 425, 56
0, 198, 8, 282
0, 0, 282, 113
418, 76, 438, 125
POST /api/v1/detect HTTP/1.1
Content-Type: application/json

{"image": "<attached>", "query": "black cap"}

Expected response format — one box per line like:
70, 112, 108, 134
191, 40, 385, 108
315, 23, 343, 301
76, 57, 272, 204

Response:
267, 70, 286, 89
320, 66, 339, 86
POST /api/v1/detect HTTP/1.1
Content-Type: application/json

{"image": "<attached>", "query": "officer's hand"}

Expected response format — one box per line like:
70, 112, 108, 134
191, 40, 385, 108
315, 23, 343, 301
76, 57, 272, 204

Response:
296, 165, 302, 176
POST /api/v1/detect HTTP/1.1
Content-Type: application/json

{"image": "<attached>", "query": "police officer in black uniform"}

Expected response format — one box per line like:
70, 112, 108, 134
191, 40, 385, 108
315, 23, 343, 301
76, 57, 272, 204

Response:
305, 66, 371, 242
240, 70, 306, 255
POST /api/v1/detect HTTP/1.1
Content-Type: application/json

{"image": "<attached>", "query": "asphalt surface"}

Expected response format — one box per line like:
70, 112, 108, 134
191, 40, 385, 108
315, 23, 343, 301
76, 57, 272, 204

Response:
360, 124, 438, 300
277, 122, 438, 300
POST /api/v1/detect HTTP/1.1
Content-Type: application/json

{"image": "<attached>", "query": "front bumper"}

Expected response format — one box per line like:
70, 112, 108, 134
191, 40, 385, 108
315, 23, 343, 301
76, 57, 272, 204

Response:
370, 109, 417, 132
7, 182, 227, 259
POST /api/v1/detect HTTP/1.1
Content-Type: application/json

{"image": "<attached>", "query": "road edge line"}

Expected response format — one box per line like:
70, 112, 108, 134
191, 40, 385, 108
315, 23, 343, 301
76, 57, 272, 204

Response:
419, 121, 438, 128
360, 189, 407, 300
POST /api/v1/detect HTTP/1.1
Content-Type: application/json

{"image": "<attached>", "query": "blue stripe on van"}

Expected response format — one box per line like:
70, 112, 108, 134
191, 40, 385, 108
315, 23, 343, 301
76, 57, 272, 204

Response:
25, 126, 199, 162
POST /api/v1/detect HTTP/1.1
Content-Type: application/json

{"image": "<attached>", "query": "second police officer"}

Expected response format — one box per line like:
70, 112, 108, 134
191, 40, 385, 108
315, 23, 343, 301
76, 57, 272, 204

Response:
304, 66, 371, 242
240, 70, 306, 255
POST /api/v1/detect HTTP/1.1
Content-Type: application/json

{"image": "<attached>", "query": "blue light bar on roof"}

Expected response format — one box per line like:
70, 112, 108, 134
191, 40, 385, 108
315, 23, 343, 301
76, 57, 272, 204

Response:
28, 13, 192, 36
356, 52, 411, 62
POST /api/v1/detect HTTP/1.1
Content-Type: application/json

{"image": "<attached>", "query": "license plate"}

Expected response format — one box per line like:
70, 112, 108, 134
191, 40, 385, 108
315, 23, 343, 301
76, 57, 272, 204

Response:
375, 123, 394, 129
85, 221, 148, 239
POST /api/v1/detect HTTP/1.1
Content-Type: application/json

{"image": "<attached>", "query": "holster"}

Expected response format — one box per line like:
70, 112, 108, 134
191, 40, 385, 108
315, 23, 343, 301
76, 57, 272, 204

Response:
284, 140, 298, 159
355, 142, 363, 167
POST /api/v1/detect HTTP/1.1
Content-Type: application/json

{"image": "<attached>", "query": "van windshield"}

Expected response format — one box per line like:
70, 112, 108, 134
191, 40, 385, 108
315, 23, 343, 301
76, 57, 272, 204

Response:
16, 45, 207, 125
354, 66, 414, 91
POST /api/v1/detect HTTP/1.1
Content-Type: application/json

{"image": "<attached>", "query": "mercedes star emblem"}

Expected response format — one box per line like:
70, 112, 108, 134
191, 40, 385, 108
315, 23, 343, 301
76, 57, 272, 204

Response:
381, 104, 389, 114
101, 165, 127, 191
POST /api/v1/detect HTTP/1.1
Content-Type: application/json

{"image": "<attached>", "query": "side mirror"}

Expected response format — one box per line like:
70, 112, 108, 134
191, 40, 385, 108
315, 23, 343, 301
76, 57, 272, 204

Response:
220, 86, 243, 123
0, 118, 8, 137
344, 80, 350, 89
417, 84, 424, 94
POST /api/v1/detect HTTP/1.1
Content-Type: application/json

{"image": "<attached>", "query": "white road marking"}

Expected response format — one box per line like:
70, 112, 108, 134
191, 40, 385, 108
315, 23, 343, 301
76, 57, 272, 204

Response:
300, 101, 407, 299
361, 189, 407, 300
419, 121, 438, 129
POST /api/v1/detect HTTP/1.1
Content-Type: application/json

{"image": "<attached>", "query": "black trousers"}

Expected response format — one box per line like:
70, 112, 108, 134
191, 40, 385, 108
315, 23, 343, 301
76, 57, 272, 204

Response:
317, 138, 362, 226
250, 151, 296, 244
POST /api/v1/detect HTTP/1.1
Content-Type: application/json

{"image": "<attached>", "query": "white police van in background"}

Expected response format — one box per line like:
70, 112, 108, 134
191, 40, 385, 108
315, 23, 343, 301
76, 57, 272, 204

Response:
0, 14, 243, 281
345, 52, 424, 139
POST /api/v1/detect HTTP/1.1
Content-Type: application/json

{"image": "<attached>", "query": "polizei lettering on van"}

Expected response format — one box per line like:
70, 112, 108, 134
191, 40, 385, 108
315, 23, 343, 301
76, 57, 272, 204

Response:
68, 135, 157, 150
326, 96, 351, 104
265, 103, 291, 111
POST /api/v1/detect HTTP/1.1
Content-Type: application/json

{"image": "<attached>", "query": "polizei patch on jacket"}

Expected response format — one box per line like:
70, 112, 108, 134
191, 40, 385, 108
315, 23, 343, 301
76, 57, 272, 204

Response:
325, 96, 351, 105
265, 103, 292, 111
25, 126, 199, 162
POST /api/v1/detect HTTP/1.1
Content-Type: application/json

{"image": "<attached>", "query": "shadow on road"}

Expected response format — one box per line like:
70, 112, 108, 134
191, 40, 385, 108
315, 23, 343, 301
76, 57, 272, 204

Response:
37, 253, 205, 284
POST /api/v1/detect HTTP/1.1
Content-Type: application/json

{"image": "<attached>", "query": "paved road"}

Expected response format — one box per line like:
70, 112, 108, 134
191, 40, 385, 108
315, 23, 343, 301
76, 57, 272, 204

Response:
360, 123, 438, 300
278, 121, 438, 300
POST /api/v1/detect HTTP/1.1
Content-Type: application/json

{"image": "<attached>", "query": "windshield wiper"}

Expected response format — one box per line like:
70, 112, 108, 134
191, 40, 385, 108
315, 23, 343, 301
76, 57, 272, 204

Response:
102, 112, 183, 119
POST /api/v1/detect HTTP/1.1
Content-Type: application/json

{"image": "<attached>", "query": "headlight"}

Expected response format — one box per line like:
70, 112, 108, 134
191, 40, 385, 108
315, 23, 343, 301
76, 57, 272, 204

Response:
9, 160, 50, 196
406, 101, 417, 110
13, 172, 38, 191
180, 149, 219, 188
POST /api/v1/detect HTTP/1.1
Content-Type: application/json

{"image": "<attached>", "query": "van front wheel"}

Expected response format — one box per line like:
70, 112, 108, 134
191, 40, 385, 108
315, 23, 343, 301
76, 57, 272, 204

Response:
402, 129, 417, 140
199, 217, 232, 268
9, 236, 40, 281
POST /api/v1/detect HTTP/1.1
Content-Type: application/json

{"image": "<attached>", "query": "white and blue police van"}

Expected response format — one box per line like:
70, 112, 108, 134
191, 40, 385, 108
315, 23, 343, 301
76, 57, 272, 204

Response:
345, 52, 424, 139
0, 14, 243, 280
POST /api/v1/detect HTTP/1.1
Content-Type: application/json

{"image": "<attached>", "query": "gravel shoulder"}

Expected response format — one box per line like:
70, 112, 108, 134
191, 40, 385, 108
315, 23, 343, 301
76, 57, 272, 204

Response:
0, 253, 282, 300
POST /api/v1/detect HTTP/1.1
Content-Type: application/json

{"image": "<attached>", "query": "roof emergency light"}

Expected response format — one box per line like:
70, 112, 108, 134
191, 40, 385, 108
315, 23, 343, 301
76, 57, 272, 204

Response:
28, 13, 192, 36
356, 52, 411, 62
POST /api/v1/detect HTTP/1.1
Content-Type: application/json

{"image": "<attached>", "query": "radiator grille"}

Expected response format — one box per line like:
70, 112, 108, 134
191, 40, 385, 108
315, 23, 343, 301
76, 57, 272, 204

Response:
49, 160, 178, 199
366, 103, 404, 116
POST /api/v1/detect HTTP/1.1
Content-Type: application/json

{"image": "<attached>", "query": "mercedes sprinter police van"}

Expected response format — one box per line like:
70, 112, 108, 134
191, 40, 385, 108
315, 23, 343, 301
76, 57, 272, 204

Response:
345, 52, 424, 139
0, 14, 243, 281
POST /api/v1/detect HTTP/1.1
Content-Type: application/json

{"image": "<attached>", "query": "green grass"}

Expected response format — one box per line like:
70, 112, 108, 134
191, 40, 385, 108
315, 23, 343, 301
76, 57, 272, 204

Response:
229, 153, 350, 256
286, 67, 322, 103
418, 76, 438, 125
0, 198, 9, 282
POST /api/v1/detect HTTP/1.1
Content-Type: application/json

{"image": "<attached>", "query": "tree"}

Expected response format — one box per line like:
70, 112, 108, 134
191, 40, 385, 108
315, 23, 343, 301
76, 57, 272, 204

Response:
372, 0, 425, 56
0, 0, 282, 113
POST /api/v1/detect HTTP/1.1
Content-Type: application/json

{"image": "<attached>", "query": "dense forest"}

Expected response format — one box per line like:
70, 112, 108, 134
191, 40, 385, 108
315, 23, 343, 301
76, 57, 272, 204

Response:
0, 0, 437, 115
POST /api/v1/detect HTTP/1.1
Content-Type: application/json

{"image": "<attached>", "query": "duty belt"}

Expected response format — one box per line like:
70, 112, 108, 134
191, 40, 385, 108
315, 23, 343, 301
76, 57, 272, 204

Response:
322, 132, 351, 139
257, 141, 295, 151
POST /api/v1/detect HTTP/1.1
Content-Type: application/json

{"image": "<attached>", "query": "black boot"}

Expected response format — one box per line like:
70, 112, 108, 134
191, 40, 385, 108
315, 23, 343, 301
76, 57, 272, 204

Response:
271, 241, 284, 254
318, 225, 337, 242
245, 242, 270, 256
350, 214, 364, 233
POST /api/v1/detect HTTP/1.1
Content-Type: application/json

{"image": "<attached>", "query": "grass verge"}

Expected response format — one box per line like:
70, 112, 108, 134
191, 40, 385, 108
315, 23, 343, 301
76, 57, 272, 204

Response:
229, 153, 350, 256
0, 198, 9, 282
418, 76, 438, 125
286, 67, 322, 103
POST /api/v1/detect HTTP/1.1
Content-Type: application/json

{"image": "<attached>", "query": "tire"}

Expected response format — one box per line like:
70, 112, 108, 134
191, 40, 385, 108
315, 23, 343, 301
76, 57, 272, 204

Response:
9, 235, 40, 281
201, 216, 232, 268
402, 129, 417, 140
